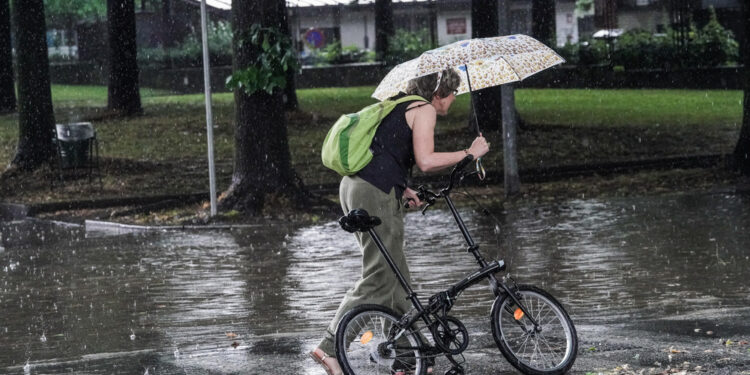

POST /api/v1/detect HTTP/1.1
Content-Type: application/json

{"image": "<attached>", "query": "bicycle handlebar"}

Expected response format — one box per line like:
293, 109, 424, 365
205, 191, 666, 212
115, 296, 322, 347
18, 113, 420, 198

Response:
447, 154, 474, 192
404, 155, 476, 214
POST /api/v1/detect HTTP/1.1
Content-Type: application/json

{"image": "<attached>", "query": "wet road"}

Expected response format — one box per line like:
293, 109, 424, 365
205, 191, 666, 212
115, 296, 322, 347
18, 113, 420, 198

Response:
1, 191, 749, 374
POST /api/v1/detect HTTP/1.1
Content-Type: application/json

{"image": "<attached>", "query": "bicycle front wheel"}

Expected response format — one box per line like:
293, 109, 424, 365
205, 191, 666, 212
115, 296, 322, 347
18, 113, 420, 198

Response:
491, 285, 578, 375
335, 304, 427, 375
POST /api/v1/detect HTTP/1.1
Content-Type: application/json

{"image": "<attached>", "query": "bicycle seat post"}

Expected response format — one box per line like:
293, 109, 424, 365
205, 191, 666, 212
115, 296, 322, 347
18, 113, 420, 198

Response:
367, 227, 425, 311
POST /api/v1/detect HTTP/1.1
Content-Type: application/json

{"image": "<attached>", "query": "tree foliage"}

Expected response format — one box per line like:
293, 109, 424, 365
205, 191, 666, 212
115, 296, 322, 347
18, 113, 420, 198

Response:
226, 24, 300, 96
44, 0, 105, 26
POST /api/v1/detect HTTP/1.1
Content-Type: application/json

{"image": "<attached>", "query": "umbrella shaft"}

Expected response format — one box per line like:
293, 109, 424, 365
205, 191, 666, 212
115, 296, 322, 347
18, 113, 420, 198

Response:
465, 64, 482, 136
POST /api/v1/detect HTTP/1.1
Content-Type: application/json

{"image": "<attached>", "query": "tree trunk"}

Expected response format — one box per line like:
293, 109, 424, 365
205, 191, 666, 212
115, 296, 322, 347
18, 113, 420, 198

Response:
499, 0, 520, 196
9, 0, 55, 171
531, 0, 556, 46
161, 0, 176, 49
469, 0, 502, 134
375, 0, 393, 63
219, 0, 307, 215
0, 0, 15, 113
273, 0, 298, 111
107, 0, 142, 115
734, 1, 750, 175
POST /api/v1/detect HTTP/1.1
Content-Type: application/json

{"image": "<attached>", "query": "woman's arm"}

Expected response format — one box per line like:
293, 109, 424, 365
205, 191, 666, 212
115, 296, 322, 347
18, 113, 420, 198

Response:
410, 105, 488, 173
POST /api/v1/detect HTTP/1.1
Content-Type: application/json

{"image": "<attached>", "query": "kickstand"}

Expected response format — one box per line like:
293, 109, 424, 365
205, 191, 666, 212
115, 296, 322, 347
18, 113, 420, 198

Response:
444, 354, 465, 375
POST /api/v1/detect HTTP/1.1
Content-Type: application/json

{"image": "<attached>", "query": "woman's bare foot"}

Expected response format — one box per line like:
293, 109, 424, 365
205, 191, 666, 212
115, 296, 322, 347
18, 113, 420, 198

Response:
310, 348, 343, 375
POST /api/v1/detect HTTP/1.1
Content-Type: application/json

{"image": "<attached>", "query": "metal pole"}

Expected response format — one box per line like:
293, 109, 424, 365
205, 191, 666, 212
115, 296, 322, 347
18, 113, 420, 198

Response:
200, 0, 218, 216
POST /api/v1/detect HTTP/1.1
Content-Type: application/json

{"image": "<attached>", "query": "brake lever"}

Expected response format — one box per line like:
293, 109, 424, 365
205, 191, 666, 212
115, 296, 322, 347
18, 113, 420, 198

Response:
421, 202, 432, 215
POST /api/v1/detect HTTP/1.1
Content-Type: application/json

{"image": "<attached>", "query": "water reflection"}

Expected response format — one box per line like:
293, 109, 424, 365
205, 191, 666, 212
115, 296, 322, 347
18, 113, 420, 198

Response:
0, 191, 748, 373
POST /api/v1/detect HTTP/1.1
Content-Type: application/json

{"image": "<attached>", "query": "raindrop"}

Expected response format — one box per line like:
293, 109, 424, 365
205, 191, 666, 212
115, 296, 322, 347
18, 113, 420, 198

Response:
174, 348, 180, 358
40, 333, 46, 342
130, 330, 136, 341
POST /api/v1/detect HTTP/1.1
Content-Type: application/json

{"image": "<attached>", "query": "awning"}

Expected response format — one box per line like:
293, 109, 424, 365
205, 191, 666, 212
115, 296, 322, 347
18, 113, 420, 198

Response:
186, 0, 431, 10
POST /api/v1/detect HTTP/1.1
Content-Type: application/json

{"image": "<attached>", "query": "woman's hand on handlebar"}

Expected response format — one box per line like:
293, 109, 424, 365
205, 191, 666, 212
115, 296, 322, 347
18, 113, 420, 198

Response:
403, 187, 423, 209
467, 134, 490, 158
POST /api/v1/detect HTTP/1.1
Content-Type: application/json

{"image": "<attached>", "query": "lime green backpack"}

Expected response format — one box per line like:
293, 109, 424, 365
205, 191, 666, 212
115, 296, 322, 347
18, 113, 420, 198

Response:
321, 95, 428, 176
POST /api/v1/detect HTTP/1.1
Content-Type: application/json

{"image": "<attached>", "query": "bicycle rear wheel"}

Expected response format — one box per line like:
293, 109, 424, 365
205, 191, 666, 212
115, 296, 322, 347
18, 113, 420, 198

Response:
491, 285, 577, 375
336, 304, 427, 375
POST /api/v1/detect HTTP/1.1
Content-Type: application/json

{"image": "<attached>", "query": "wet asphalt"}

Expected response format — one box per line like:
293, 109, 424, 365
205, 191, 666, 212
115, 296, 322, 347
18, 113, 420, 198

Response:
1, 191, 749, 374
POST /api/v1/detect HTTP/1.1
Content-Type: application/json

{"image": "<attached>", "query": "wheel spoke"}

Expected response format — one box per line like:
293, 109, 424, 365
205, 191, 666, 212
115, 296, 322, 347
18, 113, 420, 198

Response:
496, 288, 576, 373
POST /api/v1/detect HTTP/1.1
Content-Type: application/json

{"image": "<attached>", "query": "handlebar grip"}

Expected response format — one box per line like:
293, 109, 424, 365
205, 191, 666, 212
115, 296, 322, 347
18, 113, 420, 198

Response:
416, 189, 427, 202
403, 198, 413, 209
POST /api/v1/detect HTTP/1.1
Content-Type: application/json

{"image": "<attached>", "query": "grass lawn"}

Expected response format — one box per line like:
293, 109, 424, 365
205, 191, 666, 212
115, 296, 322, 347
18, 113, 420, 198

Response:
0, 85, 743, 205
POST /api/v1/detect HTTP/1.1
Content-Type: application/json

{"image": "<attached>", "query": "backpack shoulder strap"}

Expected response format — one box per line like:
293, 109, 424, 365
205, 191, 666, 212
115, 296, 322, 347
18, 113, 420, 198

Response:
390, 95, 428, 105
405, 102, 431, 112
389, 95, 430, 113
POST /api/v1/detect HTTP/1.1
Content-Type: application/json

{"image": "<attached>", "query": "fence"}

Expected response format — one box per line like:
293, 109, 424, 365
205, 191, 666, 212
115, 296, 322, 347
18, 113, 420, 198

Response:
48, 62, 744, 93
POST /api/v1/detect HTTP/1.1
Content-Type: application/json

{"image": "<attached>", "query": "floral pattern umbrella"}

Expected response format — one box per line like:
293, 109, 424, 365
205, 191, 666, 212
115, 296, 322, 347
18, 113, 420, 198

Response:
372, 34, 565, 101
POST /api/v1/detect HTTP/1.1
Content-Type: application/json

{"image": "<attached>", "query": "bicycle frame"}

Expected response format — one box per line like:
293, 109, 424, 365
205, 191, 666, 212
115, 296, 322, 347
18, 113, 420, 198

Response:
364, 164, 542, 351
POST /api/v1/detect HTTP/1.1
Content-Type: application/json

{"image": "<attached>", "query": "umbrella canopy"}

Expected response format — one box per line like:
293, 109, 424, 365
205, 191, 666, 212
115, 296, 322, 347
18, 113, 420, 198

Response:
372, 34, 564, 101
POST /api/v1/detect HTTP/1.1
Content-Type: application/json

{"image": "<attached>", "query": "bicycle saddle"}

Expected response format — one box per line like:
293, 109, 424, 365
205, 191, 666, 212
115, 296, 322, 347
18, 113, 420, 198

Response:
339, 209, 382, 233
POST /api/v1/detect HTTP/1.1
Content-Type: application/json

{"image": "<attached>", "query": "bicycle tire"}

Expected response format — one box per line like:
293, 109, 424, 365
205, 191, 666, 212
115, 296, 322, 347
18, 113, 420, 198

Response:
336, 304, 427, 375
491, 285, 578, 375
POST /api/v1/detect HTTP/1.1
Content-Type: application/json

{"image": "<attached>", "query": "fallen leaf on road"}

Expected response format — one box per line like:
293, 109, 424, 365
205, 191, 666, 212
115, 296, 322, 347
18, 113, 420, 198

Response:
231, 341, 239, 348
226, 332, 238, 339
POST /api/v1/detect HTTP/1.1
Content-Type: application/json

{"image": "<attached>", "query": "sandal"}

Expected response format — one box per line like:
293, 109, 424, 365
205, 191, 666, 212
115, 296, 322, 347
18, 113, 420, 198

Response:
308, 350, 342, 375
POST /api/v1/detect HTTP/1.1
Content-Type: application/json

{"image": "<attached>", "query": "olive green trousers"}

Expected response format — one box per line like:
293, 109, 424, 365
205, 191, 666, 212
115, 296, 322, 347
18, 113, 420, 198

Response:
318, 176, 414, 356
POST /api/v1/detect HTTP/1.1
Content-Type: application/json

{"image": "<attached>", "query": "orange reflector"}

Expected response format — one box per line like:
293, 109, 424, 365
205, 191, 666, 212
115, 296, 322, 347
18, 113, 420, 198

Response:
514, 308, 524, 321
360, 331, 373, 345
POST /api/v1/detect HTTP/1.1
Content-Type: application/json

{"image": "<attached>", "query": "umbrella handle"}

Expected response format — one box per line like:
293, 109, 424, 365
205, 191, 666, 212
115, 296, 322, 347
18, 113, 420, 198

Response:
475, 157, 486, 181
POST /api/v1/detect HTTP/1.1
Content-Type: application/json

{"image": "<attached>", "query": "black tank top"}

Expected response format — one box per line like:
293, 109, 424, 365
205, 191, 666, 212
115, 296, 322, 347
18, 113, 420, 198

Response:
357, 99, 425, 198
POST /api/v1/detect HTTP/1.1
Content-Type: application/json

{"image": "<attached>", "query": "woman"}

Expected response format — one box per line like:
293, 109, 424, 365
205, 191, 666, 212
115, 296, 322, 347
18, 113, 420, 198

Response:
310, 68, 490, 375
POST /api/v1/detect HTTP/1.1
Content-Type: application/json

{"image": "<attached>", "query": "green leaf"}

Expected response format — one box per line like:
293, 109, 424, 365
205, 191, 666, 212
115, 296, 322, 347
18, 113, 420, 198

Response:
262, 35, 271, 52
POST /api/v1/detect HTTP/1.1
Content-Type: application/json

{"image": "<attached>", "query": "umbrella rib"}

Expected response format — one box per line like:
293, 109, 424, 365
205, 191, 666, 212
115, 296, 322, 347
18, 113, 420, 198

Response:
497, 55, 523, 83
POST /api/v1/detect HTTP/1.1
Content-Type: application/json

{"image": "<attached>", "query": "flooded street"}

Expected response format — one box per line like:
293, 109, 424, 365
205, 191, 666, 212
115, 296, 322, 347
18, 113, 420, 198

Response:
1, 191, 749, 374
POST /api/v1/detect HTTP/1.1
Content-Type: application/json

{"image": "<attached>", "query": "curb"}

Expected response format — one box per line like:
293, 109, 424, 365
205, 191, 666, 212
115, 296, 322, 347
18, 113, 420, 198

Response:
84, 219, 263, 233
0, 153, 736, 230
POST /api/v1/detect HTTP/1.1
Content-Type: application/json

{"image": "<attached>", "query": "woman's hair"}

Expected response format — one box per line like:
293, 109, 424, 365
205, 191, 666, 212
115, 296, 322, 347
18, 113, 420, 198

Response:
405, 68, 461, 100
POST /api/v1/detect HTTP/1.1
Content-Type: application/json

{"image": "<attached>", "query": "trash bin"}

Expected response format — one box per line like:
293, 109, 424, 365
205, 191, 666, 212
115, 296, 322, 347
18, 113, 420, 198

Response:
55, 122, 94, 169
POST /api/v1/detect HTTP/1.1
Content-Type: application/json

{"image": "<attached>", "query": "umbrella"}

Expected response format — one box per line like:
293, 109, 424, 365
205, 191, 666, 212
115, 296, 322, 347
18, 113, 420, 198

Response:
372, 34, 564, 101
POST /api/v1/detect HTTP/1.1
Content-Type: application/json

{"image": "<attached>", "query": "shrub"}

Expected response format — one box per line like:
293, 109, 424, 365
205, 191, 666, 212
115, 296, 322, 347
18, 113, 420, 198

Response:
555, 42, 580, 65
576, 38, 609, 66
564, 9, 739, 70
612, 29, 670, 69
138, 20, 233, 68
386, 28, 436, 66
690, 6, 739, 67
